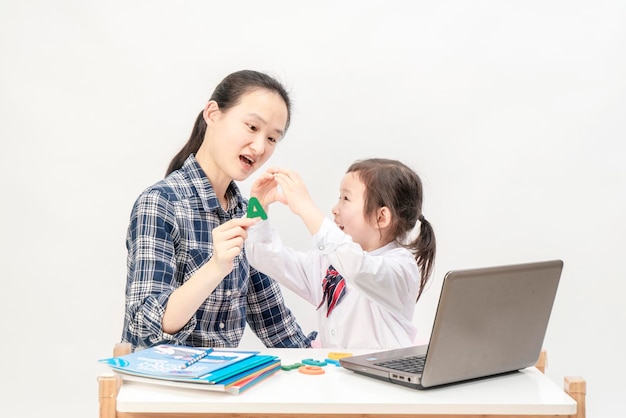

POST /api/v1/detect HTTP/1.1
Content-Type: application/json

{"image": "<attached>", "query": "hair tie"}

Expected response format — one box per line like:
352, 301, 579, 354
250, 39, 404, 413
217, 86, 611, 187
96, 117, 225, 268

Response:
418, 214, 425, 222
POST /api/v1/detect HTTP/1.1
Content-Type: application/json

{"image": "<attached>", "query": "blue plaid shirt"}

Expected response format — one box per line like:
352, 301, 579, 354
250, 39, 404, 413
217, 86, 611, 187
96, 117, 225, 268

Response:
121, 154, 311, 350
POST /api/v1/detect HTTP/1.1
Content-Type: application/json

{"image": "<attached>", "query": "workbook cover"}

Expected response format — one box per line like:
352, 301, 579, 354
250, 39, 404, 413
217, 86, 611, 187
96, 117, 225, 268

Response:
98, 344, 259, 380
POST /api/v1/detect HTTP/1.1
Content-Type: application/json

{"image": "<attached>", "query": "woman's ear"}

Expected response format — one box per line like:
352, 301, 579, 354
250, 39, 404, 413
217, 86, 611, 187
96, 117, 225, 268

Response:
202, 100, 220, 124
375, 206, 392, 229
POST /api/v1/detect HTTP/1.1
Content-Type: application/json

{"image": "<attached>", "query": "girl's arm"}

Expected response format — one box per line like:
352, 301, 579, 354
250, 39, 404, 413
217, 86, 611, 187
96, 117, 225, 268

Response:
245, 220, 323, 306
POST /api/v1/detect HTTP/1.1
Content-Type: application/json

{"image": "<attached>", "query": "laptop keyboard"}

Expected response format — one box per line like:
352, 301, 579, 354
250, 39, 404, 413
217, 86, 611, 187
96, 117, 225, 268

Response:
374, 355, 426, 374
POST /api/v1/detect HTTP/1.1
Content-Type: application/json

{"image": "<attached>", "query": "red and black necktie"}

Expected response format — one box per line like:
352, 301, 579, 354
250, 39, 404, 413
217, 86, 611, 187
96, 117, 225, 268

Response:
316, 265, 346, 317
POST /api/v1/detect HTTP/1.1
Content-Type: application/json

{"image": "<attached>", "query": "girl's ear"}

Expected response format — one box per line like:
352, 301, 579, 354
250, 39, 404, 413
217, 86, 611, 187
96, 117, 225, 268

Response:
375, 206, 392, 229
202, 100, 220, 124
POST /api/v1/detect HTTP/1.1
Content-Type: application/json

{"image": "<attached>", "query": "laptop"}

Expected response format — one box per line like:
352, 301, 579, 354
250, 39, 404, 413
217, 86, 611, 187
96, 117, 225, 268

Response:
340, 259, 563, 389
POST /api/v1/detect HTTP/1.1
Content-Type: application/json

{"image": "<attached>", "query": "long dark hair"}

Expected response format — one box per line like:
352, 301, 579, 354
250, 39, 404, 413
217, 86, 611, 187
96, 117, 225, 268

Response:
165, 70, 292, 176
347, 158, 436, 302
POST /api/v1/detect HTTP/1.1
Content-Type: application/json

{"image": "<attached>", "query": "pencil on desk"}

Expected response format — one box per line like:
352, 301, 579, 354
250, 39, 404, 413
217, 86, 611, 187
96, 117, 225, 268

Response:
180, 348, 214, 369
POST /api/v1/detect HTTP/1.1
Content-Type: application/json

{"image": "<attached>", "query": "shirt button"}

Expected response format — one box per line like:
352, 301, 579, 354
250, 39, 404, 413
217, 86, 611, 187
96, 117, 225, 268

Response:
219, 322, 225, 329
330, 329, 335, 336
319, 245, 325, 250
226, 290, 232, 297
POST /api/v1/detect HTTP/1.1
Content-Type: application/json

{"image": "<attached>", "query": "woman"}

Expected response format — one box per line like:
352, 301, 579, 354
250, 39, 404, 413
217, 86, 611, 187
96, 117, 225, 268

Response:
121, 70, 312, 350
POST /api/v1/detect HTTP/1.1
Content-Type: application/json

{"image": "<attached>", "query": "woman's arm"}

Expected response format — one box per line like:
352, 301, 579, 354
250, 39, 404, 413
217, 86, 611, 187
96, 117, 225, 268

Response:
124, 190, 259, 346
163, 217, 259, 333
123, 190, 183, 348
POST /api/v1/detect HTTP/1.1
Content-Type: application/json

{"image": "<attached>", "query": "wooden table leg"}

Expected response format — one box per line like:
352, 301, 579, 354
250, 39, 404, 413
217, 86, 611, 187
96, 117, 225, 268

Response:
98, 373, 120, 418
98, 343, 132, 418
564, 376, 586, 418
535, 349, 547, 374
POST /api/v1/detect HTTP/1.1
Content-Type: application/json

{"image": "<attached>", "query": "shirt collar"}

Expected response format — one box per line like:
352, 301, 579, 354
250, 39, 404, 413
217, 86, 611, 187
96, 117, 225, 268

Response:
369, 240, 401, 255
182, 154, 245, 216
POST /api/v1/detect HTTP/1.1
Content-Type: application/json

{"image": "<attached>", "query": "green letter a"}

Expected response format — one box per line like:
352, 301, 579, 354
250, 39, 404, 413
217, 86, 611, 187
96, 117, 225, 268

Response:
247, 197, 268, 220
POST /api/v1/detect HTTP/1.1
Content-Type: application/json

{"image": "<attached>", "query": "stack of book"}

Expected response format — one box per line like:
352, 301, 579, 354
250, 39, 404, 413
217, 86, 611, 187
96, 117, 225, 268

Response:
99, 344, 281, 395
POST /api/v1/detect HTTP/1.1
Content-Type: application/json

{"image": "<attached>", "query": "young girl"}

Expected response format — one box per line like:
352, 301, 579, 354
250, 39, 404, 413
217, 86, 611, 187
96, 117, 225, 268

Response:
245, 158, 436, 349
121, 70, 312, 350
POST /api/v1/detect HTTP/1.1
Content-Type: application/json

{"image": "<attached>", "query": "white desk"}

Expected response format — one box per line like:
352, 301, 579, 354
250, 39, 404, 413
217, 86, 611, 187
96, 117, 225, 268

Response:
98, 348, 584, 418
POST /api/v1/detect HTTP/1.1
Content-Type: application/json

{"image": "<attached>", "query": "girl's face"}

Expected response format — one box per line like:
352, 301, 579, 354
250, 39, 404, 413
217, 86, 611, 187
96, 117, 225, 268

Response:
203, 88, 288, 183
332, 172, 380, 251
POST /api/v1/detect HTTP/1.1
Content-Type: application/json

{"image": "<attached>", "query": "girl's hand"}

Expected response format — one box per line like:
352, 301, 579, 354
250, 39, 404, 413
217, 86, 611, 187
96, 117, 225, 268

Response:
272, 168, 316, 217
210, 217, 259, 276
250, 168, 286, 210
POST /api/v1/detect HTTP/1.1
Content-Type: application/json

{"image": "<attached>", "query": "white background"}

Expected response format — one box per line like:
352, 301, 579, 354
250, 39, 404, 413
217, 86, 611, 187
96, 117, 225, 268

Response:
1, 1, 624, 416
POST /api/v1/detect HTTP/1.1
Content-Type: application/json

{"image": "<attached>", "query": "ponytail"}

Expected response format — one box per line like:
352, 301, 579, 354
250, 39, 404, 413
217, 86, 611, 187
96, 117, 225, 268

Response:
411, 215, 436, 302
165, 111, 206, 176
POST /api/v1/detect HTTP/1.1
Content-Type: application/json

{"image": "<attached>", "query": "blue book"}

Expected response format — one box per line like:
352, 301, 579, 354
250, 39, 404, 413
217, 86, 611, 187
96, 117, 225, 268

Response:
199, 354, 280, 383
99, 344, 259, 380
218, 358, 282, 394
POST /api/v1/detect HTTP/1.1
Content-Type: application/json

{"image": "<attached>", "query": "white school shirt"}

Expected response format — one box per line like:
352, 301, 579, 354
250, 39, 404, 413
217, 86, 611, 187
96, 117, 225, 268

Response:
245, 218, 420, 349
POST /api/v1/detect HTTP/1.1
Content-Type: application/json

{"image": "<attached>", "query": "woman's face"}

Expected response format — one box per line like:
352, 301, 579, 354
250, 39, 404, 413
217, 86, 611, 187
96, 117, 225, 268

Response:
203, 88, 288, 182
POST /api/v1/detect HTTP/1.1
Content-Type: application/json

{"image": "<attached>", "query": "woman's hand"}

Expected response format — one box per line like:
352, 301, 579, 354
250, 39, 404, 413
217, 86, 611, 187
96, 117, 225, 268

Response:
163, 216, 259, 334
210, 217, 259, 276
